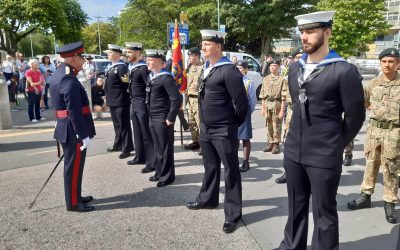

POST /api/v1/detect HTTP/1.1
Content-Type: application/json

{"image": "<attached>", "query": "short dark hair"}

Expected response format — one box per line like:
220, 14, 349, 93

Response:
41, 55, 50, 65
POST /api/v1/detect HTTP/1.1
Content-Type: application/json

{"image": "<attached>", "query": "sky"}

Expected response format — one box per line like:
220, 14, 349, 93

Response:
78, 0, 128, 23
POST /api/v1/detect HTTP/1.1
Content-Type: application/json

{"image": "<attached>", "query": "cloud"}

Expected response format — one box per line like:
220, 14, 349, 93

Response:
79, 0, 128, 23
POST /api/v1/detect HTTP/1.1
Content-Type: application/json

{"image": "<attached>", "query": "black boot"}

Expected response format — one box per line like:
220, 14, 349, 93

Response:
275, 173, 287, 184
347, 193, 371, 210
384, 201, 397, 224
343, 154, 353, 166
239, 160, 250, 172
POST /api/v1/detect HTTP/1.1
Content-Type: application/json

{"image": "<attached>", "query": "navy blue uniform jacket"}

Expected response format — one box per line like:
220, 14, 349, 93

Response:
284, 52, 365, 169
50, 63, 96, 143
129, 61, 150, 112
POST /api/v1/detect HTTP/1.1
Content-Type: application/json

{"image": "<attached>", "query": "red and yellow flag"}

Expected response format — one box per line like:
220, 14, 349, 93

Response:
171, 20, 187, 93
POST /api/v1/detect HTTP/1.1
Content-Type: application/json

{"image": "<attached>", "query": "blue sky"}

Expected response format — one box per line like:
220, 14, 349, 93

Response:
79, 0, 128, 23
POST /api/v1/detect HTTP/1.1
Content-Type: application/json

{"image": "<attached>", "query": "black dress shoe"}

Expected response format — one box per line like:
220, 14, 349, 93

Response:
275, 173, 287, 184
141, 167, 155, 173
149, 175, 159, 182
157, 181, 173, 187
81, 196, 93, 203
185, 201, 217, 210
107, 146, 121, 152
127, 158, 145, 165
223, 221, 237, 233
67, 204, 95, 212
239, 161, 250, 172
119, 152, 131, 159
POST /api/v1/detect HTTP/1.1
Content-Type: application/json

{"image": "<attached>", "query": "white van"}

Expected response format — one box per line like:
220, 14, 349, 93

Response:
166, 50, 263, 98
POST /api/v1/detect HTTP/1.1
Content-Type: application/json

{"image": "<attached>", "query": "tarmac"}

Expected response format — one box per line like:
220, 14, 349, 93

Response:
0, 95, 400, 249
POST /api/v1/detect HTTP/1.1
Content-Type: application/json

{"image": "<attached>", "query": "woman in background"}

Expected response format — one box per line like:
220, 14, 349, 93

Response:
25, 59, 45, 122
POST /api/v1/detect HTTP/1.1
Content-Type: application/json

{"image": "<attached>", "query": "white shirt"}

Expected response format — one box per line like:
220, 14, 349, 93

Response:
2, 61, 14, 73
302, 63, 318, 80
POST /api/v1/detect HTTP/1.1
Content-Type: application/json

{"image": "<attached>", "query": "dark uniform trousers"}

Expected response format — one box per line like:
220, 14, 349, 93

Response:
196, 125, 242, 223
149, 118, 175, 183
279, 158, 341, 250
131, 110, 155, 168
62, 141, 87, 207
110, 105, 134, 153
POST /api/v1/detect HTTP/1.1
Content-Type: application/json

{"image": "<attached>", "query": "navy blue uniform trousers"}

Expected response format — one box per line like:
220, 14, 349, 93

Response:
110, 106, 134, 153
131, 110, 155, 169
149, 119, 175, 183
62, 141, 87, 207
196, 127, 242, 223
279, 158, 341, 250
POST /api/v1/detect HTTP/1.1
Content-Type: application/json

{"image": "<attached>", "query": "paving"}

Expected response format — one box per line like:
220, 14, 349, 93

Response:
0, 96, 399, 249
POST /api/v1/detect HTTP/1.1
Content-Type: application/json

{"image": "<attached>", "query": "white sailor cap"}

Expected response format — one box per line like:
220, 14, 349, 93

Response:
145, 49, 166, 61
125, 42, 143, 51
107, 44, 123, 53
200, 30, 227, 44
295, 11, 335, 31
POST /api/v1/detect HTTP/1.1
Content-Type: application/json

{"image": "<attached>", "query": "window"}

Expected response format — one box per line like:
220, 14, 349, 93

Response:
243, 56, 260, 72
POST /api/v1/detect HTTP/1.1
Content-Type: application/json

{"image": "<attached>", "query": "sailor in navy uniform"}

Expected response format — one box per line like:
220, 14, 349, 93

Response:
278, 11, 365, 249
186, 30, 249, 234
50, 41, 96, 212
125, 42, 155, 173
145, 50, 182, 187
104, 44, 134, 159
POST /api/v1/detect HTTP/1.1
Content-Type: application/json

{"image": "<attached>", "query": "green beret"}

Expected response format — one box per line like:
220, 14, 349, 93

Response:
270, 59, 281, 66
236, 60, 248, 68
291, 48, 304, 58
188, 47, 201, 55
379, 48, 400, 60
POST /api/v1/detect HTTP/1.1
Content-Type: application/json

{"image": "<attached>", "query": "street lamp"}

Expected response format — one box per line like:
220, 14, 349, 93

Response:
95, 15, 102, 55
217, 0, 220, 31
29, 33, 34, 58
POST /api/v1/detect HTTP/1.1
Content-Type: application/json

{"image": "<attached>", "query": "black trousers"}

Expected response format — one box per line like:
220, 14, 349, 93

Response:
43, 83, 50, 108
149, 119, 175, 183
279, 158, 341, 250
62, 141, 87, 207
196, 127, 242, 223
110, 106, 134, 153
131, 109, 155, 169
27, 91, 41, 121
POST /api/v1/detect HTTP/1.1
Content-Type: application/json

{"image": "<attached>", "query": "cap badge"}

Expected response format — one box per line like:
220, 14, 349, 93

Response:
391, 50, 395, 55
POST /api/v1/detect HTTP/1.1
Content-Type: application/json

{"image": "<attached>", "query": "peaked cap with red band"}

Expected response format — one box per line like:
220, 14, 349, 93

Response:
57, 41, 85, 58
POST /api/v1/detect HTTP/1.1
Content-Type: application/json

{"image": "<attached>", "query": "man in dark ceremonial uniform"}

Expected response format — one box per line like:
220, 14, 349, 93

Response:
50, 41, 96, 212
186, 30, 249, 234
125, 42, 155, 173
278, 11, 365, 249
145, 49, 182, 187
104, 44, 134, 159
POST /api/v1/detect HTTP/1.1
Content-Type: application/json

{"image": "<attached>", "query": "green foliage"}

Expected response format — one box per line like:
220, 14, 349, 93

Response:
0, 0, 87, 54
81, 22, 119, 54
317, 0, 390, 58
18, 32, 55, 58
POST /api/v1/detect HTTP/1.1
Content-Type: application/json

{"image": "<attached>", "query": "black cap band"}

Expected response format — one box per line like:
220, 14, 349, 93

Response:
202, 36, 224, 44
298, 20, 333, 31
110, 48, 122, 53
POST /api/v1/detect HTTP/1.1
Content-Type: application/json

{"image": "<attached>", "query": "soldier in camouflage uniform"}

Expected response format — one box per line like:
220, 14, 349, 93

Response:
183, 47, 203, 155
348, 48, 400, 224
259, 59, 285, 154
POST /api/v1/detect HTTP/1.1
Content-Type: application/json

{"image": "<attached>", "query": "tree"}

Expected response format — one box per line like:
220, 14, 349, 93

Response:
0, 0, 87, 55
223, 0, 318, 57
18, 32, 55, 57
317, 0, 389, 58
81, 22, 119, 54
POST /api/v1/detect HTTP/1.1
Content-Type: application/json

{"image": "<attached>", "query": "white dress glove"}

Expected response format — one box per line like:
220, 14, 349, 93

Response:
80, 137, 91, 151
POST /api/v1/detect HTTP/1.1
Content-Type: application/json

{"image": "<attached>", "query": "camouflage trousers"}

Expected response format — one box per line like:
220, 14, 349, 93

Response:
265, 102, 282, 143
283, 103, 292, 140
344, 140, 354, 156
187, 96, 200, 143
360, 125, 400, 203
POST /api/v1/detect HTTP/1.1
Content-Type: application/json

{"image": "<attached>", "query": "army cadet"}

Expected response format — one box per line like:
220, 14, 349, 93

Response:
145, 50, 182, 187
186, 30, 249, 234
347, 48, 400, 224
259, 59, 285, 154
183, 47, 203, 154
124, 42, 155, 173
104, 44, 134, 159
278, 11, 365, 250
50, 41, 96, 212
275, 48, 303, 184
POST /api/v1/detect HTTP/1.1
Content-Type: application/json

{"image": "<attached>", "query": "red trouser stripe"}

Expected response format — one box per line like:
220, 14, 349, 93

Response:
71, 143, 82, 206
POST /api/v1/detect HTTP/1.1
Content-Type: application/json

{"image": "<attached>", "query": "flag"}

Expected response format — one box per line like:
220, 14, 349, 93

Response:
171, 20, 187, 93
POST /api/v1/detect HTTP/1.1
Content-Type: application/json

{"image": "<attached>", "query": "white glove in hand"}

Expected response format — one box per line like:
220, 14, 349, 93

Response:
80, 137, 91, 151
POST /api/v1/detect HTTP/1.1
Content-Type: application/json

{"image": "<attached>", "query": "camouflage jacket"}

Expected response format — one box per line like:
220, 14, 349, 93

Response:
365, 73, 400, 124
281, 78, 291, 104
186, 63, 203, 96
259, 74, 286, 102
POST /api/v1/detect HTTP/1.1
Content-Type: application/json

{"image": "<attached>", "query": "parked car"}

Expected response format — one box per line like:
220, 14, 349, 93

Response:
82, 53, 107, 60
92, 59, 111, 77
